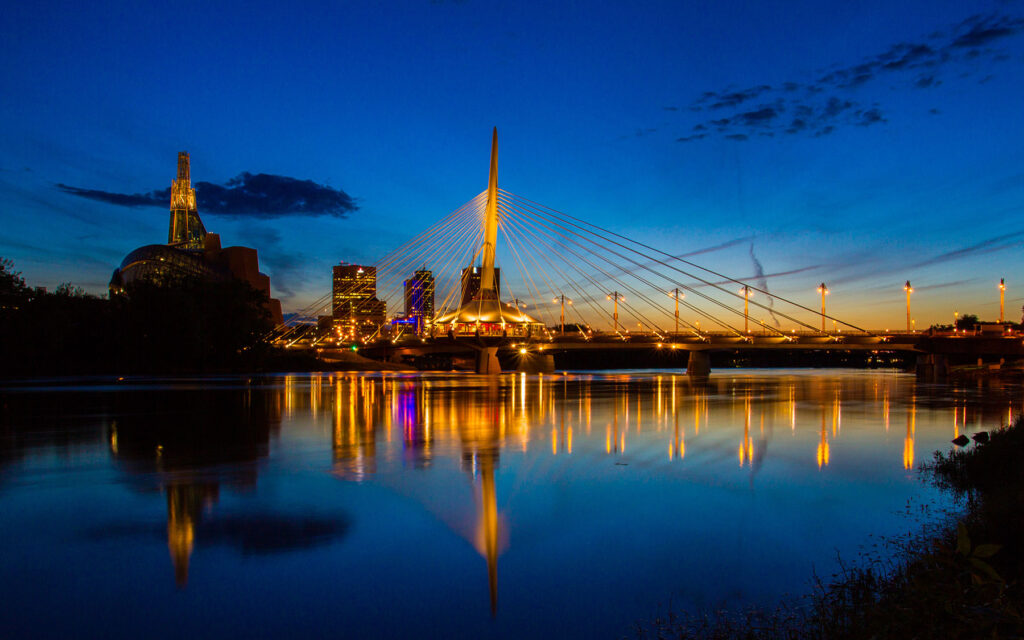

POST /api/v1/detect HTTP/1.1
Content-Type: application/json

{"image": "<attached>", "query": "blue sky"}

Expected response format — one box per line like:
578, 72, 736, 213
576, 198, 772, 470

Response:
2, 0, 1024, 329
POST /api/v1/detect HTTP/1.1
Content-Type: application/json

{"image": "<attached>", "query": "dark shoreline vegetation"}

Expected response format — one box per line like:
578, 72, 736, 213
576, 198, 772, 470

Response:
1, 258, 278, 376
636, 417, 1024, 640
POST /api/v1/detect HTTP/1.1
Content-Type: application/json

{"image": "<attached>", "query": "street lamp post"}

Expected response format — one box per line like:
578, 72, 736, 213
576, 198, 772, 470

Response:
904, 281, 913, 333
552, 294, 572, 336
606, 291, 624, 334
739, 285, 753, 334
668, 288, 684, 334
817, 283, 829, 333
1000, 278, 1006, 323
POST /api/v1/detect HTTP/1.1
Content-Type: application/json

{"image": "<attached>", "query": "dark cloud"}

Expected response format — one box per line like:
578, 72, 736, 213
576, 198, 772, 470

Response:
950, 14, 1024, 48
856, 108, 886, 126
57, 172, 358, 219
676, 133, 707, 143
668, 11, 1023, 143
55, 185, 160, 207
705, 85, 772, 109
785, 118, 808, 134
878, 43, 936, 70
738, 107, 778, 125
823, 97, 853, 118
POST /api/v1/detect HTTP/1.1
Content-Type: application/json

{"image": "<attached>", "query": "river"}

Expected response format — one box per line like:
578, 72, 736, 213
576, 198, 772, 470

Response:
0, 369, 1016, 638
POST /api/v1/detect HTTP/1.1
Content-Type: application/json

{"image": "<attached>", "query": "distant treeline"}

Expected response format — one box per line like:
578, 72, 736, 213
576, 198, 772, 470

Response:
0, 258, 273, 376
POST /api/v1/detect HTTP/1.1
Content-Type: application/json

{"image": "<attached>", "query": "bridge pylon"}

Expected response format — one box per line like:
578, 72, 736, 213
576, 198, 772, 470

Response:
687, 351, 710, 379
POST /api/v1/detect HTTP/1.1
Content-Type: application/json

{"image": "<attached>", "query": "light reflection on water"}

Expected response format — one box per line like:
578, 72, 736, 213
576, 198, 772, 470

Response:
0, 369, 1019, 639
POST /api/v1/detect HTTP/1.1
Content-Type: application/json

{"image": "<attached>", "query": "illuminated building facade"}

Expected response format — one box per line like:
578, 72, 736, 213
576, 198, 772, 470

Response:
167, 152, 207, 249
460, 266, 500, 306
404, 269, 435, 334
109, 152, 283, 325
332, 264, 386, 340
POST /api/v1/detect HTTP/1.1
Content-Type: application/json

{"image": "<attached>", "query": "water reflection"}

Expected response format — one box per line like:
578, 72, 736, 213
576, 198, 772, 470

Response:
4, 370, 1024, 636
104, 387, 347, 586
263, 370, 1024, 613
905, 394, 917, 470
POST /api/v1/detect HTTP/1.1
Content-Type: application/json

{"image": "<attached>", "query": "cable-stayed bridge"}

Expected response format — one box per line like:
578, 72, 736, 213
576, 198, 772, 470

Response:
272, 129, 1019, 376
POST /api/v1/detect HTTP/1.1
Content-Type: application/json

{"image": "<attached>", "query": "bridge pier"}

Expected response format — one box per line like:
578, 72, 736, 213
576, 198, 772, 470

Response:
476, 347, 501, 374
687, 351, 711, 379
915, 353, 948, 382
517, 353, 555, 374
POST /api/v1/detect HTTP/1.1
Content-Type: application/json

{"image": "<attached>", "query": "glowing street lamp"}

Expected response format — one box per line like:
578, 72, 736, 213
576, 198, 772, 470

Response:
668, 288, 684, 334
606, 291, 625, 334
552, 294, 572, 336
904, 281, 913, 333
817, 282, 829, 333
999, 278, 1006, 323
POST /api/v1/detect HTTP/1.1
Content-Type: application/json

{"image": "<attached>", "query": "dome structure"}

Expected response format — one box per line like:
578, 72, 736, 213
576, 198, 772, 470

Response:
434, 297, 545, 338
111, 244, 230, 290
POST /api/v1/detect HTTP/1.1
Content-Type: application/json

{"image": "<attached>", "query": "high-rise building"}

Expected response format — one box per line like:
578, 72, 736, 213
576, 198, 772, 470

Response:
460, 266, 500, 306
404, 269, 435, 331
332, 264, 386, 339
167, 152, 207, 250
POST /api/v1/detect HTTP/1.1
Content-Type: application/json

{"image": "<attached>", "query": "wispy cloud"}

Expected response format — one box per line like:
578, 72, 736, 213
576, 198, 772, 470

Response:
669, 12, 1024, 142
748, 243, 779, 326
910, 230, 1024, 269
674, 235, 757, 258
57, 172, 358, 219
820, 230, 1024, 287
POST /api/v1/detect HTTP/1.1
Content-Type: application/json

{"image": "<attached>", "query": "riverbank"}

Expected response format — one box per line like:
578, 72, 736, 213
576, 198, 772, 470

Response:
637, 414, 1024, 639
259, 348, 416, 372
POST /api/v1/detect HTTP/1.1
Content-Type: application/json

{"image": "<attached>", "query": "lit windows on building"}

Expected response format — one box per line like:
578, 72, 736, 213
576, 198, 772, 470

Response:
404, 269, 435, 334
332, 263, 386, 340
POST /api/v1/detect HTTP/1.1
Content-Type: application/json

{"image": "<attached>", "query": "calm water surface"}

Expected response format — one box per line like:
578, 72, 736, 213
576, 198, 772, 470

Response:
0, 369, 1018, 639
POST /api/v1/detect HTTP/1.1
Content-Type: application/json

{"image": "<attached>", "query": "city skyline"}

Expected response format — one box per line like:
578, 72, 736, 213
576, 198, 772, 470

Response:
3, 1, 1024, 328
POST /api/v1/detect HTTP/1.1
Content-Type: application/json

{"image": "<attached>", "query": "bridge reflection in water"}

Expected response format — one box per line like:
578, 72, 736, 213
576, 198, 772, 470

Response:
278, 370, 1020, 614
91, 371, 1024, 614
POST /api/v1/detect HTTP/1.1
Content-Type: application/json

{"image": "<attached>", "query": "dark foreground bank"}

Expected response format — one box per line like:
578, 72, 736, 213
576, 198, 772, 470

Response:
636, 415, 1024, 640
